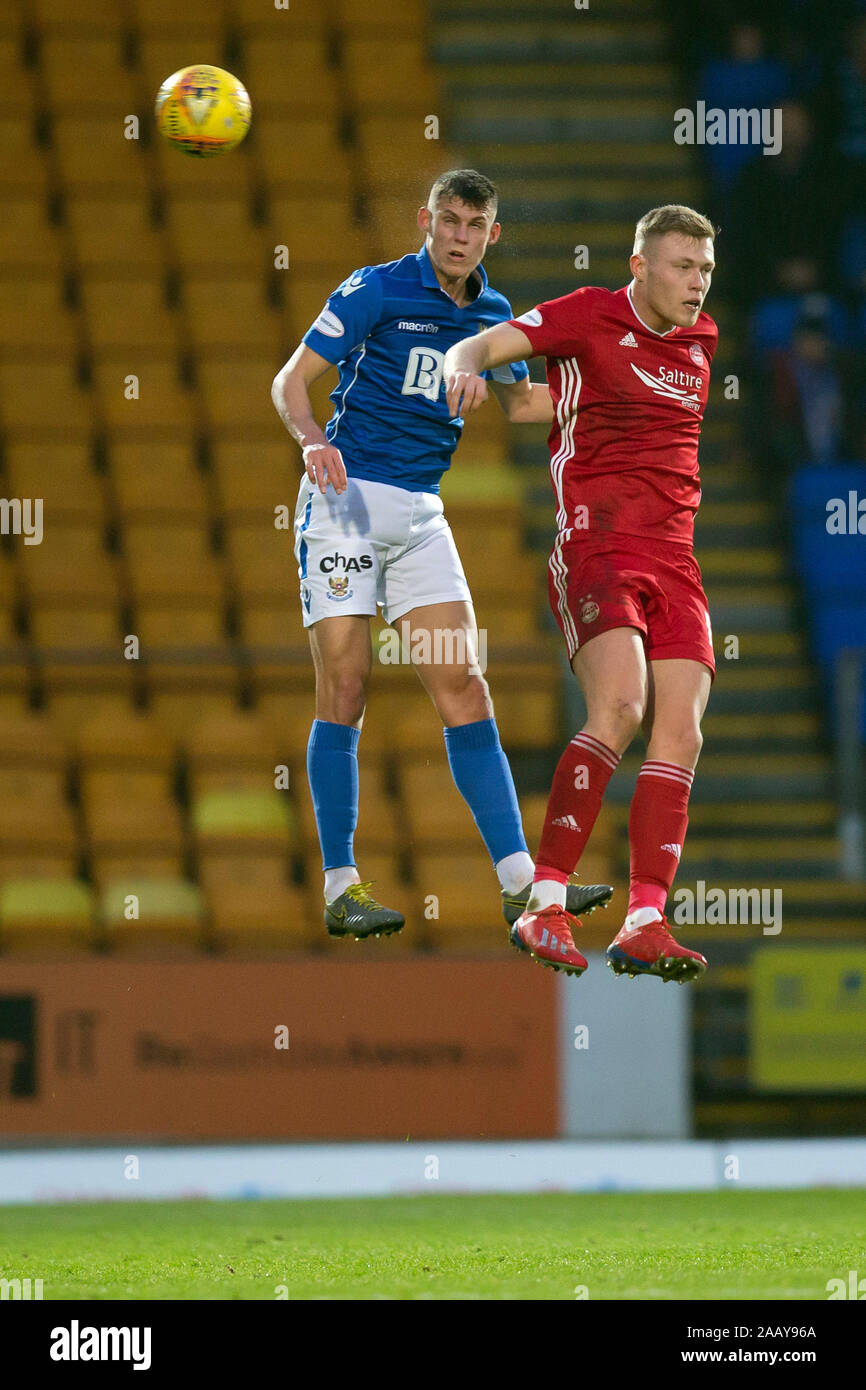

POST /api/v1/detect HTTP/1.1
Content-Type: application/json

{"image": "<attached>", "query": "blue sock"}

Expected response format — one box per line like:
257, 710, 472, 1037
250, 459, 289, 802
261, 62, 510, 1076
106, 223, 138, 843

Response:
443, 718, 528, 865
306, 719, 360, 871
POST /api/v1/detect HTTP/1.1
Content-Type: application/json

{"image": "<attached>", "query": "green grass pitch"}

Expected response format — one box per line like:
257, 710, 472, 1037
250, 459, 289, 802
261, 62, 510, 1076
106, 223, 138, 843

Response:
1, 1189, 862, 1300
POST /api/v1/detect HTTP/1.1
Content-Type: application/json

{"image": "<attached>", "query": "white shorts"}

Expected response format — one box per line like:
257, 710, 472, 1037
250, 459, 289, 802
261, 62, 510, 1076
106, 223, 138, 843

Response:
293, 475, 472, 627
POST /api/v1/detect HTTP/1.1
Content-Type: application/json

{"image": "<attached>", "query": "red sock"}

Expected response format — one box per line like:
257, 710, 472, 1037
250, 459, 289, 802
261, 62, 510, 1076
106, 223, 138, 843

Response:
535, 732, 620, 883
627, 759, 694, 916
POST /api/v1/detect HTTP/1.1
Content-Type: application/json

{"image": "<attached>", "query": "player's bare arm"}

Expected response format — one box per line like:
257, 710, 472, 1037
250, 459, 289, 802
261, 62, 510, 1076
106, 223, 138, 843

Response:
271, 343, 348, 495
443, 323, 535, 417
490, 376, 554, 425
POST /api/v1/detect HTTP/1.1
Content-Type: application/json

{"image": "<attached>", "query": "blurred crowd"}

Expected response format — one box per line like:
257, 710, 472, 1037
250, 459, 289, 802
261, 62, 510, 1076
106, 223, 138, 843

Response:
665, 0, 866, 482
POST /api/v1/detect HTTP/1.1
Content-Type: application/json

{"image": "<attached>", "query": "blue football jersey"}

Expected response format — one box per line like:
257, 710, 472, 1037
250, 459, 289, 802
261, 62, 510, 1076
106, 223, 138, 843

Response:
302, 245, 529, 493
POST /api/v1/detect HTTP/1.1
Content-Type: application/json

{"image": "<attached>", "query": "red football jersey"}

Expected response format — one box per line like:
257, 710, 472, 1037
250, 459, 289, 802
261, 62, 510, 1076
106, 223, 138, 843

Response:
510, 283, 718, 546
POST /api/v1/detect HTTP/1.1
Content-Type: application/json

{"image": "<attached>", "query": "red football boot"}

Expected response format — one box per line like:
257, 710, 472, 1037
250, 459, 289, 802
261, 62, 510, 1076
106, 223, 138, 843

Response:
509, 904, 587, 976
606, 909, 708, 983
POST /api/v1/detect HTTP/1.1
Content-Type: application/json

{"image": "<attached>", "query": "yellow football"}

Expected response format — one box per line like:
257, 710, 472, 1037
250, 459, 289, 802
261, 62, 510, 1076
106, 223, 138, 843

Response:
155, 64, 251, 158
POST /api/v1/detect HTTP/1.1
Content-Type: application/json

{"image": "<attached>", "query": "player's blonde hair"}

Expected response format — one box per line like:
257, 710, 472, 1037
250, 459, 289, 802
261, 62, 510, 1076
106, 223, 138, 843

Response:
633, 205, 718, 255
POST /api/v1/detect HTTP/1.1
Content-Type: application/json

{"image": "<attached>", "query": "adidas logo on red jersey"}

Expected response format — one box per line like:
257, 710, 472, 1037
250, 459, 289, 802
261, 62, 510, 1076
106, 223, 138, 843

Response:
618, 331, 638, 347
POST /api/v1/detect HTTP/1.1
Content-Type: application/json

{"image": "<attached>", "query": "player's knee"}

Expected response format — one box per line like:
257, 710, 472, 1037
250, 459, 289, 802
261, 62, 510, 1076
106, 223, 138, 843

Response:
435, 670, 492, 725
316, 673, 367, 727
677, 725, 703, 765
651, 724, 703, 765
605, 696, 645, 743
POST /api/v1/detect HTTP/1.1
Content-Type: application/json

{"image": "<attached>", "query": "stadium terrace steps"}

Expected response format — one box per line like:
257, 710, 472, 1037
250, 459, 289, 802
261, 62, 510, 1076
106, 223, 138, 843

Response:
435, 0, 660, 17
444, 63, 674, 97
433, 22, 668, 66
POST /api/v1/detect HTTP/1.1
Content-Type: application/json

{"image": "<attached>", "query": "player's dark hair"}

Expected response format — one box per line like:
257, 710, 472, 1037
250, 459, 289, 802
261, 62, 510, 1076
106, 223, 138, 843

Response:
428, 169, 498, 216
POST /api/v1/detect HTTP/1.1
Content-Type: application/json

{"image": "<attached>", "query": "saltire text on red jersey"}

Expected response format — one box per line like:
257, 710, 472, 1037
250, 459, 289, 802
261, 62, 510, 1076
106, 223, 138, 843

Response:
510, 283, 719, 548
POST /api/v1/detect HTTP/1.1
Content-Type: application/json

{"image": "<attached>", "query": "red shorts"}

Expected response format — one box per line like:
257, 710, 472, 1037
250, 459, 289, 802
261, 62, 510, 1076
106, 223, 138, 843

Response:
547, 535, 715, 679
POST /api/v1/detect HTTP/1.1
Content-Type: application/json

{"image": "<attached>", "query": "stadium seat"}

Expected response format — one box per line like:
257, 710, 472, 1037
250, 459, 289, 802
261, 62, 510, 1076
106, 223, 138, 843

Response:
0, 194, 64, 270
111, 441, 210, 519
240, 608, 311, 695
330, 0, 428, 35
52, 116, 150, 191
356, 120, 443, 195
0, 273, 78, 350
0, 792, 78, 855
184, 710, 286, 799
146, 692, 250, 745
239, 36, 336, 115
182, 273, 285, 354
66, 192, 166, 270
368, 194, 428, 262
254, 688, 315, 754
80, 271, 182, 352
230, 0, 327, 35
5, 441, 107, 523
401, 759, 482, 847
40, 35, 136, 109
0, 358, 93, 434
0, 566, 28, 694
29, 0, 125, 24
0, 37, 37, 108
80, 769, 186, 851
412, 848, 503, 952
0, 852, 80, 882
47, 692, 141, 738
342, 39, 436, 111
0, 878, 96, 955
191, 787, 296, 851
0, 113, 50, 191
362, 684, 449, 754
239, 600, 305, 649
29, 602, 133, 695
91, 351, 199, 431
269, 193, 371, 270
211, 439, 297, 516
123, 520, 226, 601
152, 136, 255, 195
199, 853, 314, 952
18, 522, 119, 602
99, 877, 207, 956
223, 517, 298, 599
166, 193, 272, 272
253, 117, 351, 193
490, 672, 561, 750
74, 710, 176, 767
197, 355, 285, 431
134, 603, 238, 698
91, 851, 188, 889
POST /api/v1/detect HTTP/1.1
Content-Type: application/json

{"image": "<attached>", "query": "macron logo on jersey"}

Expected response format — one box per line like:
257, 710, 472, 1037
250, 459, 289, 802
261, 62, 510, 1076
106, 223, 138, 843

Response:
341, 272, 366, 297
